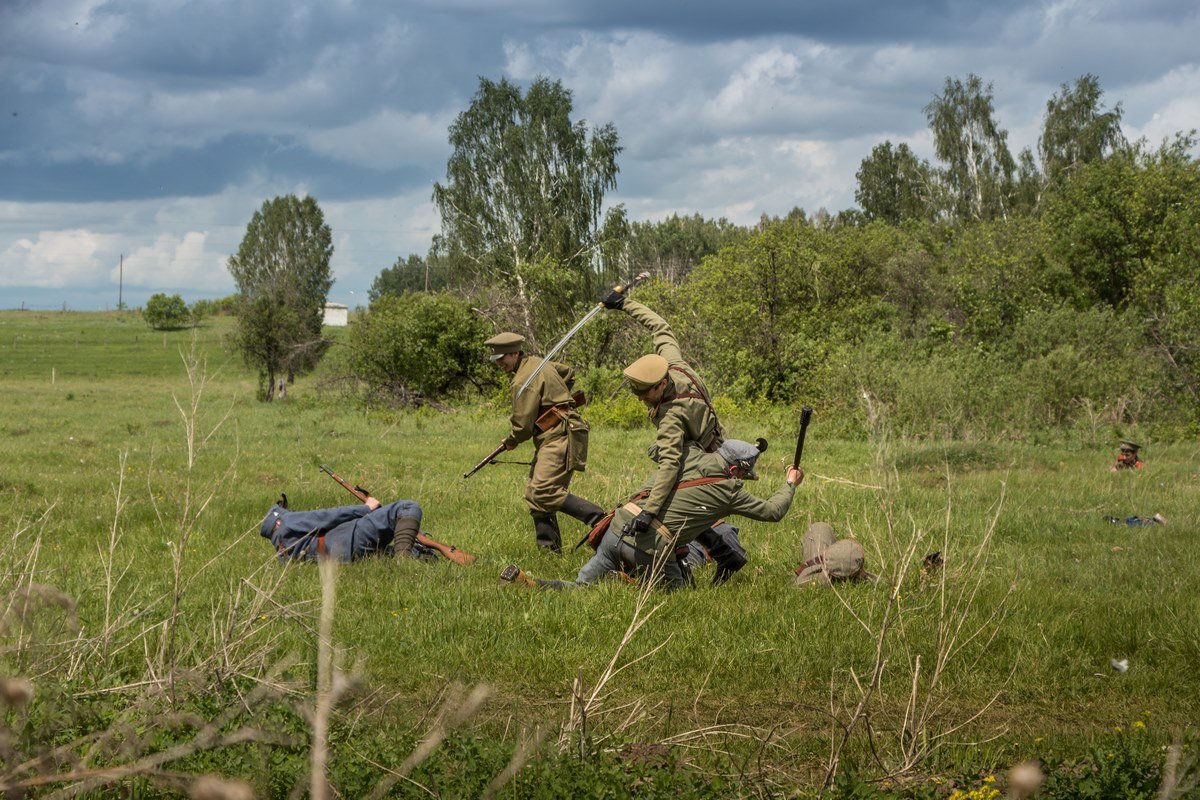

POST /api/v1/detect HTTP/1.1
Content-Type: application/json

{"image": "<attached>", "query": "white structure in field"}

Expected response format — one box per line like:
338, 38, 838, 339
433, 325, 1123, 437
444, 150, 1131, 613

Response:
322, 302, 349, 327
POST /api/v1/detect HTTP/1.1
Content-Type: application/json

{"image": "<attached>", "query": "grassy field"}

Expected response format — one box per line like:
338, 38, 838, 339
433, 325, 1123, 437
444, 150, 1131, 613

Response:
1, 310, 1197, 797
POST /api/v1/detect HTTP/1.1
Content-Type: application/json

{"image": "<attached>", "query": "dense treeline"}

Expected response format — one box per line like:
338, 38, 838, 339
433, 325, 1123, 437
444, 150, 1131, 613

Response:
354, 74, 1199, 438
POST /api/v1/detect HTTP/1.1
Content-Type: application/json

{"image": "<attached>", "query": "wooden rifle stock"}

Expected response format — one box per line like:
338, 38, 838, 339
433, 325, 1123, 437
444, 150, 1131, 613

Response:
319, 464, 476, 565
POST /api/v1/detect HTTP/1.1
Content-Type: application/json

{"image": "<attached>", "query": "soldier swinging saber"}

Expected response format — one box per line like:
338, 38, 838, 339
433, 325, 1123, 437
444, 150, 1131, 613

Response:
513, 271, 651, 399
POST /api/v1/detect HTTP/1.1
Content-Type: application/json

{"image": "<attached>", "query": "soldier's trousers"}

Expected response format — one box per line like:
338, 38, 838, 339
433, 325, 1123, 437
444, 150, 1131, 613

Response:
537, 522, 686, 591
318, 500, 422, 562
524, 428, 574, 515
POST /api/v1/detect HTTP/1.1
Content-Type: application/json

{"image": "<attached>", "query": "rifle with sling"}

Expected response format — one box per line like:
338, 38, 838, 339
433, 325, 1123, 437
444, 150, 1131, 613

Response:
318, 465, 477, 565
463, 390, 587, 479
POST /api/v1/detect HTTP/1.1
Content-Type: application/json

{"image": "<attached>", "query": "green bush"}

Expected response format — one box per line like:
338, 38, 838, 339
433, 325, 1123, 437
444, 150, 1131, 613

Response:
348, 292, 490, 404
143, 292, 190, 330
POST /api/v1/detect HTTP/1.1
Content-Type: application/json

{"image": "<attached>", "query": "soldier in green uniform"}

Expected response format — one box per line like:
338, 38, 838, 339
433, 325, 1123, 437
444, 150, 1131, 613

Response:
596, 290, 756, 579
485, 332, 607, 552
502, 440, 803, 589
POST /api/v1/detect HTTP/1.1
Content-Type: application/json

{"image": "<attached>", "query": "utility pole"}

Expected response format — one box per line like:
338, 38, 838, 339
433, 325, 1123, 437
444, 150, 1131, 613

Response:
118, 254, 124, 310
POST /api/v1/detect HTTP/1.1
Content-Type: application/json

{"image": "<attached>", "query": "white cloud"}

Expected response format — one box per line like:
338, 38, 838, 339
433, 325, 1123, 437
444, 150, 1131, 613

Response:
0, 228, 117, 288
119, 231, 231, 291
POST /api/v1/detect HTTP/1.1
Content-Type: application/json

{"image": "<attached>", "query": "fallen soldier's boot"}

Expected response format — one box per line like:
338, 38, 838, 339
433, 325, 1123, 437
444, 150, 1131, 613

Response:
499, 564, 538, 587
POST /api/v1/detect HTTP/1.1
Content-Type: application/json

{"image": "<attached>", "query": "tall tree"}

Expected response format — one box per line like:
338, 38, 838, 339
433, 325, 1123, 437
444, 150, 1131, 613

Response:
1039, 73, 1125, 186
432, 76, 623, 344
227, 194, 333, 400
854, 141, 940, 223
924, 74, 1016, 222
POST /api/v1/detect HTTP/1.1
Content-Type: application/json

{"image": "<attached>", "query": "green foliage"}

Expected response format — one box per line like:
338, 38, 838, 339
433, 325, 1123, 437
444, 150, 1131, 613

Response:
190, 294, 238, 320
369, 253, 451, 300
626, 213, 749, 283
855, 141, 940, 224
347, 291, 490, 404
432, 76, 624, 341
924, 74, 1016, 221
142, 292, 189, 330
227, 194, 334, 400
1039, 73, 1126, 187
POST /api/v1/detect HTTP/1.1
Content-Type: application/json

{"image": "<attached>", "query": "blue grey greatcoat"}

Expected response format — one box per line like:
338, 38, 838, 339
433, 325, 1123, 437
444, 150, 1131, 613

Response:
259, 500, 422, 562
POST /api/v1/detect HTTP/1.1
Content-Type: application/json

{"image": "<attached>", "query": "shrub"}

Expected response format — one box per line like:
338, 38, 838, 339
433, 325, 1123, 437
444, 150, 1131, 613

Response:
348, 292, 490, 404
143, 293, 190, 330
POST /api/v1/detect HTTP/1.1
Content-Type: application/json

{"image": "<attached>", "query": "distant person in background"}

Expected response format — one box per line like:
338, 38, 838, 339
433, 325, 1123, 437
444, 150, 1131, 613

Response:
1110, 440, 1143, 471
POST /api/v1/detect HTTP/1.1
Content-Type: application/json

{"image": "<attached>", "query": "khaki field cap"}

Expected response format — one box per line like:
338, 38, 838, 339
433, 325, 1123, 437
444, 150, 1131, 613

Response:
485, 332, 525, 361
624, 354, 669, 391
793, 522, 874, 586
1119, 440, 1141, 452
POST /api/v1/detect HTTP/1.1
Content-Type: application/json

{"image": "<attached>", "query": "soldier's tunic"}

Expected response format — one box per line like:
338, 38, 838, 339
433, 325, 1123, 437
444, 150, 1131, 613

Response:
504, 353, 588, 515
259, 500, 422, 562
622, 300, 723, 518
550, 449, 796, 589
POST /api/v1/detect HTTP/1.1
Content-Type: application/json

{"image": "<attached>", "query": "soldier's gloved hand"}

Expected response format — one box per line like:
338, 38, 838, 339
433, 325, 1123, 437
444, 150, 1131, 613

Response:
628, 509, 655, 534
600, 288, 626, 310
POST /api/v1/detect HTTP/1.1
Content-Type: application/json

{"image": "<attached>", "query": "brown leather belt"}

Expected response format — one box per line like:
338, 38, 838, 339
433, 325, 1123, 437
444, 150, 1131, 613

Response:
794, 554, 824, 575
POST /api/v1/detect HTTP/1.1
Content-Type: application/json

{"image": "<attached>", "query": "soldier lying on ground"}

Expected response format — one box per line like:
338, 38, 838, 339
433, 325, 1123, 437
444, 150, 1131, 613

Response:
259, 494, 433, 562
501, 440, 802, 590
791, 522, 876, 587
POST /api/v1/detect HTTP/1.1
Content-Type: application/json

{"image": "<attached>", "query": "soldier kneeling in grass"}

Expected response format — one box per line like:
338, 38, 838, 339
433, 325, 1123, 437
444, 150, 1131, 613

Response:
791, 522, 876, 587
260, 494, 434, 562
501, 440, 803, 591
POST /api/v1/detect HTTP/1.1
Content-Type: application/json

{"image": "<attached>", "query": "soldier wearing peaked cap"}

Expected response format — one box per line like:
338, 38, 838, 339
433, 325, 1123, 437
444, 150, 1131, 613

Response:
485, 332, 606, 552
792, 522, 876, 587
1110, 439, 1144, 471
597, 290, 727, 550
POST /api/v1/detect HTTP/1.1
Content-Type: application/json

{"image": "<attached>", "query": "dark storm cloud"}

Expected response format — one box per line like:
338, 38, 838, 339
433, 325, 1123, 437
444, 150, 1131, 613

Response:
1, 0, 1197, 306
0, 133, 429, 203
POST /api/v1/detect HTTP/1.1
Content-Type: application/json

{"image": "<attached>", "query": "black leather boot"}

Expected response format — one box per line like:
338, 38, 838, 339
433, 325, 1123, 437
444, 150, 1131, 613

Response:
532, 513, 562, 552
696, 522, 748, 585
559, 493, 606, 526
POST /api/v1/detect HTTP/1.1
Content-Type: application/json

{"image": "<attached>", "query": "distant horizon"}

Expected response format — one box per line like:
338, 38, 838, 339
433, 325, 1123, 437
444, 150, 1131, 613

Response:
2, 289, 366, 313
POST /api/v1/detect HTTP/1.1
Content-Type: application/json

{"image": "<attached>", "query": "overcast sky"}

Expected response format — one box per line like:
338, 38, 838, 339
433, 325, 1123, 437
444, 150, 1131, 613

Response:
2, 0, 1197, 310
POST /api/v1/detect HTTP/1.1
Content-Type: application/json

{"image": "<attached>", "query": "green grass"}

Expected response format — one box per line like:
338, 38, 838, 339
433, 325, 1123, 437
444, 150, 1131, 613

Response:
1, 310, 1197, 796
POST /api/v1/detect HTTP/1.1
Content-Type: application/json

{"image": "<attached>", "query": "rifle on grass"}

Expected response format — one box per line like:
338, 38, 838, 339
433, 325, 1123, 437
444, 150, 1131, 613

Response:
463, 391, 588, 479
319, 465, 477, 566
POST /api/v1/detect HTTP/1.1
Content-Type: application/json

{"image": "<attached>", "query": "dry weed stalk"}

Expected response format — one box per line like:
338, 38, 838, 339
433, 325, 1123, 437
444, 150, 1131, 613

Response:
559, 542, 673, 759
366, 684, 493, 800
145, 337, 237, 705
817, 390, 1014, 793
1158, 732, 1200, 800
